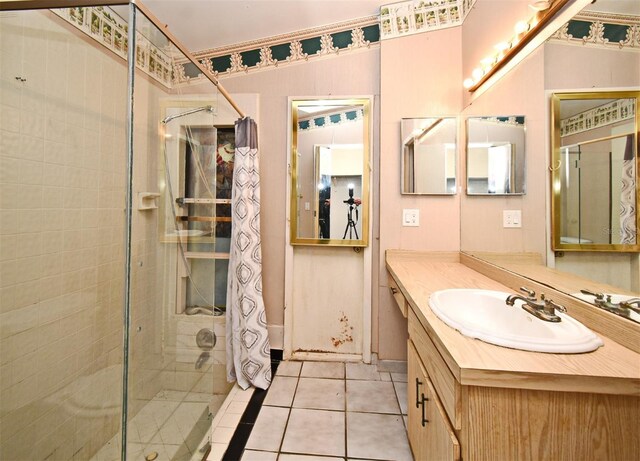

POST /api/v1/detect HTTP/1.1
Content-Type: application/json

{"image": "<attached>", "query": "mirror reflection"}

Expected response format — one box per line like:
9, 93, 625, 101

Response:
401, 117, 457, 195
290, 98, 370, 246
552, 93, 639, 251
466, 116, 526, 195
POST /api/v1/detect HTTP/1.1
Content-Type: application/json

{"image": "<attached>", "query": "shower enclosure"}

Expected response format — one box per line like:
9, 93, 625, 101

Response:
0, 1, 237, 459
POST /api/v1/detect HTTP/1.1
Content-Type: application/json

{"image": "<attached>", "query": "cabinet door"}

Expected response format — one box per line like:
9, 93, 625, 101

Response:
408, 340, 460, 461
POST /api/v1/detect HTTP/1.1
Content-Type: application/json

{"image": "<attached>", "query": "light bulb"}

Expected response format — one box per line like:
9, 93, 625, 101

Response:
463, 78, 474, 89
472, 68, 484, 81
494, 41, 510, 52
480, 57, 494, 67
514, 20, 529, 35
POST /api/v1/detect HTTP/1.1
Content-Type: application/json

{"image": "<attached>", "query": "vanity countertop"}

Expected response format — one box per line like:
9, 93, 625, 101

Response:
386, 250, 640, 396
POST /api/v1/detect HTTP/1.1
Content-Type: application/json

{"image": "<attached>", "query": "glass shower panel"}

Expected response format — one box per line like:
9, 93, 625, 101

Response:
127, 7, 233, 461
0, 5, 128, 460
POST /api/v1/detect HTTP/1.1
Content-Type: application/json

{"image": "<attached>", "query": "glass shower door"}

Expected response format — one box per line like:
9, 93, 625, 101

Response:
125, 8, 233, 461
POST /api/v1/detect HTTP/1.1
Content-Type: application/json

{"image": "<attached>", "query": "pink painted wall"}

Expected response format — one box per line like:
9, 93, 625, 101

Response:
460, 47, 547, 257
379, 28, 463, 359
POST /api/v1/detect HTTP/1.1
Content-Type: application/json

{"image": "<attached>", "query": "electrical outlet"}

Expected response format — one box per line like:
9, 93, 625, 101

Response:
503, 210, 522, 228
402, 209, 420, 227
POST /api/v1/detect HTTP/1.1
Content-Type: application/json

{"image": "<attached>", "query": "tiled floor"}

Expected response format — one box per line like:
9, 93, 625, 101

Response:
239, 361, 411, 461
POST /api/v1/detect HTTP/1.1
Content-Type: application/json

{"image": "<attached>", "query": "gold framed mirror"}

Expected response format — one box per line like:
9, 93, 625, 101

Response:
290, 98, 371, 247
551, 91, 640, 252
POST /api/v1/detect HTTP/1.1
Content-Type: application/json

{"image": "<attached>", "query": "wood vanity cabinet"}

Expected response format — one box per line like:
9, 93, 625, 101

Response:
408, 339, 460, 460
405, 308, 639, 461
388, 251, 640, 460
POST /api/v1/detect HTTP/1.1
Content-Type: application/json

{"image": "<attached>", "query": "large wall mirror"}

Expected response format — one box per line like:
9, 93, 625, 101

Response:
401, 117, 457, 195
466, 116, 526, 195
460, 0, 640, 326
290, 98, 371, 246
551, 91, 640, 252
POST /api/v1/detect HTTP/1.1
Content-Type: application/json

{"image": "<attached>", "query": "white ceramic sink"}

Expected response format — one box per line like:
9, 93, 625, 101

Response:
429, 289, 603, 353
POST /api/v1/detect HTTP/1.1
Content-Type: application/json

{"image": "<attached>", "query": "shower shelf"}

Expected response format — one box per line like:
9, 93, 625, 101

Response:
138, 192, 161, 210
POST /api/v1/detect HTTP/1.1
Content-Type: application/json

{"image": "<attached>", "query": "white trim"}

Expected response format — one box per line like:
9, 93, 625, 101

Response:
268, 324, 284, 350
284, 97, 295, 360
288, 351, 363, 362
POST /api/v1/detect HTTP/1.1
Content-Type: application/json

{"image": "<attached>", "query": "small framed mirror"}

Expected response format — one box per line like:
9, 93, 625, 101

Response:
551, 91, 640, 251
466, 116, 526, 195
290, 98, 371, 246
401, 117, 457, 195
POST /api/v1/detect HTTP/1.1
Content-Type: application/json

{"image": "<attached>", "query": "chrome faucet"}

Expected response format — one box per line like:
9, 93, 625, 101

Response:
579, 290, 619, 311
618, 298, 640, 315
506, 287, 566, 322
579, 290, 640, 317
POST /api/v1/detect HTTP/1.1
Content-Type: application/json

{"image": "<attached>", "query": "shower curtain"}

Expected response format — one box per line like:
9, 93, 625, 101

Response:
620, 134, 636, 244
226, 117, 272, 390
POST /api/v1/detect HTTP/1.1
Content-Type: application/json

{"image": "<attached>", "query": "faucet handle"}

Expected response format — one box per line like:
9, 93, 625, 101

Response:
545, 297, 567, 314
580, 289, 604, 300
519, 287, 536, 298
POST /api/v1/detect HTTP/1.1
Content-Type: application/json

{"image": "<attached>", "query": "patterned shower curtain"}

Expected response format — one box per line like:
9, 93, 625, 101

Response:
620, 134, 636, 244
226, 117, 271, 390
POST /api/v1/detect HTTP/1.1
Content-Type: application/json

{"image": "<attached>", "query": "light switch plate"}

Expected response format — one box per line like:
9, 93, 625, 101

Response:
403, 209, 420, 227
503, 210, 522, 228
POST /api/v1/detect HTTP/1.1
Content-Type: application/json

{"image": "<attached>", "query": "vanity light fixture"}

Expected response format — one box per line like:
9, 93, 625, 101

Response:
463, 0, 570, 92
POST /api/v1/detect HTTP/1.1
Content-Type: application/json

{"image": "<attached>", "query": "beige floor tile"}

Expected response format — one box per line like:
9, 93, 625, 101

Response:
300, 361, 345, 379
245, 406, 290, 452
241, 449, 278, 461
279, 455, 344, 461
281, 409, 345, 457
393, 380, 408, 415
275, 361, 303, 377
391, 372, 408, 383
292, 377, 345, 411
346, 412, 412, 461
346, 362, 382, 380
263, 376, 298, 407
346, 380, 400, 414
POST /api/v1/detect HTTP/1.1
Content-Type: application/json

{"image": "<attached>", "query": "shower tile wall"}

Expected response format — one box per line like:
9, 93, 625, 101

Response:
0, 9, 165, 460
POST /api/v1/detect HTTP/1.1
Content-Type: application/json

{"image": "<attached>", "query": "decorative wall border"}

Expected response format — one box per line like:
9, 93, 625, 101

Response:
176, 16, 380, 83
298, 108, 364, 131
379, 0, 476, 40
560, 98, 635, 137
52, 6, 173, 88
476, 116, 525, 126
549, 11, 640, 51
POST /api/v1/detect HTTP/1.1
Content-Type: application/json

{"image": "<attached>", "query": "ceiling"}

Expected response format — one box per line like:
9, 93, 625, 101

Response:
143, 0, 387, 52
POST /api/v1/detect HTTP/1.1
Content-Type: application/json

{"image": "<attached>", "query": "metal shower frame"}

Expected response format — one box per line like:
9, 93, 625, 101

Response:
0, 1, 245, 459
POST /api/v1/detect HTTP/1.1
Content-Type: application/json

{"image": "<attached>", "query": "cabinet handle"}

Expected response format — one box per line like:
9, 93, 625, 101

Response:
390, 286, 398, 295
420, 393, 429, 427
415, 378, 423, 408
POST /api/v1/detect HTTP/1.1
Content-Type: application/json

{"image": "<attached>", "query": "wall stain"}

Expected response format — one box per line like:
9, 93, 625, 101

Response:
331, 313, 354, 348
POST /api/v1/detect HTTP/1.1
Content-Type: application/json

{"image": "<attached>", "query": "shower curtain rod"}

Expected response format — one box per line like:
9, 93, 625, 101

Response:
0, 0, 247, 119
131, 0, 247, 119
